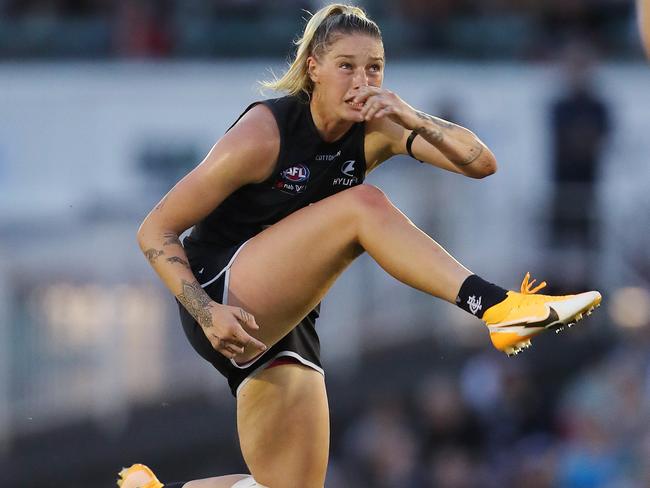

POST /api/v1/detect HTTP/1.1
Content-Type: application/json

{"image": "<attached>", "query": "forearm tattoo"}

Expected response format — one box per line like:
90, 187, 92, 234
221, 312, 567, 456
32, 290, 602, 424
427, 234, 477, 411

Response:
176, 279, 214, 328
414, 111, 444, 144
144, 248, 164, 264
166, 256, 191, 270
162, 232, 182, 247
455, 143, 484, 166
414, 110, 483, 166
416, 110, 455, 130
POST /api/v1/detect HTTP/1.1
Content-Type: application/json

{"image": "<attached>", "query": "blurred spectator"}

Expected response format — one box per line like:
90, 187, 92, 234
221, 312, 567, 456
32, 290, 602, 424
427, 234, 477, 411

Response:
341, 396, 426, 488
0, 0, 641, 59
555, 343, 650, 487
415, 373, 484, 456
427, 446, 480, 488
548, 40, 611, 252
113, 0, 173, 57
2, 0, 110, 17
640, 0, 650, 57
394, 0, 454, 51
507, 434, 559, 488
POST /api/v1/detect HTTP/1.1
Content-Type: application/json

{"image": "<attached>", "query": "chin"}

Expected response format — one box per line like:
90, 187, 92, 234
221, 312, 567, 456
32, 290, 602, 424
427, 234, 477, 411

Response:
343, 106, 363, 121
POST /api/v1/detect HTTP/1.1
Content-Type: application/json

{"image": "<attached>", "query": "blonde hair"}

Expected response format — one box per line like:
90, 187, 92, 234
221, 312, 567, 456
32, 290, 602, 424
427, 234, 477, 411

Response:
260, 4, 381, 98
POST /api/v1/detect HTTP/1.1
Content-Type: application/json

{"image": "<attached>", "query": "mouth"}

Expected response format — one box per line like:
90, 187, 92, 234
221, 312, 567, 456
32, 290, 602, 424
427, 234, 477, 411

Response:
346, 100, 365, 110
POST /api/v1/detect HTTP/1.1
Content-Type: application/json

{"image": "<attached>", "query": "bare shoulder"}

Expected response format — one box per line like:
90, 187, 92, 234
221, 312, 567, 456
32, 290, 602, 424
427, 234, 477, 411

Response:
216, 102, 280, 184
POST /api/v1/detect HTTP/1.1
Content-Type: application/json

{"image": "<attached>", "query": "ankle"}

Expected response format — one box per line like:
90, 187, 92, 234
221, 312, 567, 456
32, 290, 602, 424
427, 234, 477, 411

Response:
455, 275, 508, 318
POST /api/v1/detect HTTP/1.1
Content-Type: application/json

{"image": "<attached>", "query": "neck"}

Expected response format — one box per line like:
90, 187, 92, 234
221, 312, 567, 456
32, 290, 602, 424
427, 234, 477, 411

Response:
309, 95, 354, 143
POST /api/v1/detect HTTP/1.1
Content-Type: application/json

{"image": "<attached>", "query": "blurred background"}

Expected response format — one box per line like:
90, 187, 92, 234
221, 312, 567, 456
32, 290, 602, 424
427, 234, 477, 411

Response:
1, 0, 649, 487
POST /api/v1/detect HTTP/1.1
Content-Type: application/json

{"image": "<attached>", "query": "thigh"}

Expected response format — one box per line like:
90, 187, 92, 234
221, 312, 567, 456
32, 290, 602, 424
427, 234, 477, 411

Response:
228, 185, 374, 356
237, 364, 329, 488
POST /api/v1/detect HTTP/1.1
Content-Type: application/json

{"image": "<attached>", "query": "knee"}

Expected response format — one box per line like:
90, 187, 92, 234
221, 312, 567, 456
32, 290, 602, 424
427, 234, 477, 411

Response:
345, 184, 391, 215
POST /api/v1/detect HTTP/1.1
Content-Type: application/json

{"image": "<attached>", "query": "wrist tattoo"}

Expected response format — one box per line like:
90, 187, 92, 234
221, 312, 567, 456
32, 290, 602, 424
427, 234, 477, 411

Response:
144, 248, 164, 264
177, 280, 214, 328
166, 256, 191, 270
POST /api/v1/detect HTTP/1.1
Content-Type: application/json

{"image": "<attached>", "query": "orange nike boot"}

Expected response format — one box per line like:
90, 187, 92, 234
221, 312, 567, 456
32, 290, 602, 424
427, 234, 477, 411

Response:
117, 464, 164, 488
482, 273, 601, 356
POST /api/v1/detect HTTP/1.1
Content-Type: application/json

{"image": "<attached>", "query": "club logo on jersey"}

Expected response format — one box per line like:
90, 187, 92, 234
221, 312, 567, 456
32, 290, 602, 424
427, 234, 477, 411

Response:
341, 160, 356, 177
333, 160, 359, 187
274, 163, 310, 194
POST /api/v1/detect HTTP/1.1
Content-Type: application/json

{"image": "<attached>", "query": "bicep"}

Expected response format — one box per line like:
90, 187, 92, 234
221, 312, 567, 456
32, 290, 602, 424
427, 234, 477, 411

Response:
143, 104, 279, 234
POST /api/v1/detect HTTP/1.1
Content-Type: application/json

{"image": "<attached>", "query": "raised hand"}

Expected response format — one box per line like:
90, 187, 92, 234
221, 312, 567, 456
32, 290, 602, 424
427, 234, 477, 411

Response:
203, 304, 268, 359
345, 86, 419, 129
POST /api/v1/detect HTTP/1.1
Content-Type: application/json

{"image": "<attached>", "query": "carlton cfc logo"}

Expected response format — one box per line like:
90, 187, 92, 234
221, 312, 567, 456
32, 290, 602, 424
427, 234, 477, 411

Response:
282, 164, 310, 183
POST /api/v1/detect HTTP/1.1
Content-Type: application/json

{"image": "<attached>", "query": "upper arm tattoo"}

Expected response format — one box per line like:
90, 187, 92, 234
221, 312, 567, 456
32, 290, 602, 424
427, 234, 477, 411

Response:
144, 248, 164, 264
162, 232, 182, 247
166, 256, 191, 270
154, 196, 168, 212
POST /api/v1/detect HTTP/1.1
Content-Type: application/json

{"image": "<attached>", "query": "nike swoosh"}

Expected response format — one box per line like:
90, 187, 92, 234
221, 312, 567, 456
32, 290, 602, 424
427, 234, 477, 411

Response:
498, 307, 560, 329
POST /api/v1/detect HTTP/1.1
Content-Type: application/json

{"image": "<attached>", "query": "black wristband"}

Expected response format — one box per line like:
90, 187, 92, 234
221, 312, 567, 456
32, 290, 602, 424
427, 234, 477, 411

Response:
406, 130, 423, 163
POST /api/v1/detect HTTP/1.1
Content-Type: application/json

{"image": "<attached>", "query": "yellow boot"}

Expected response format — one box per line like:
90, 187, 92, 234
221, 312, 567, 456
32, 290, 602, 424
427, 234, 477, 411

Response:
482, 273, 601, 356
117, 464, 164, 488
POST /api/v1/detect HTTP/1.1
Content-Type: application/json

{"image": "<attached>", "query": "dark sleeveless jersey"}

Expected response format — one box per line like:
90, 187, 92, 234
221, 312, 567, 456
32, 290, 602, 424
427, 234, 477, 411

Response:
184, 95, 367, 249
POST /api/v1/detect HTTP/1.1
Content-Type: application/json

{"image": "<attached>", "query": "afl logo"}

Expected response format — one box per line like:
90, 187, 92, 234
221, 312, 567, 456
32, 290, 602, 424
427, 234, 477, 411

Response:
282, 164, 310, 183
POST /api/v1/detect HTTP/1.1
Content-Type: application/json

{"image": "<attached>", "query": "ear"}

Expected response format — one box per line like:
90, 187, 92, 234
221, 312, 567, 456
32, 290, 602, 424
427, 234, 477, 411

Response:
306, 55, 320, 84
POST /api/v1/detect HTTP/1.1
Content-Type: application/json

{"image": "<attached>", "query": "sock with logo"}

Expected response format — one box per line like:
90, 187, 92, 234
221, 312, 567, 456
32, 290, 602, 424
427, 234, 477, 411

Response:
455, 275, 508, 319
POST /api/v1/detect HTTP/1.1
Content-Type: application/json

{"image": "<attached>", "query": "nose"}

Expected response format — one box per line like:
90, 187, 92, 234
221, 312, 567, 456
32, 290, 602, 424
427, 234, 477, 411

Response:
352, 68, 368, 88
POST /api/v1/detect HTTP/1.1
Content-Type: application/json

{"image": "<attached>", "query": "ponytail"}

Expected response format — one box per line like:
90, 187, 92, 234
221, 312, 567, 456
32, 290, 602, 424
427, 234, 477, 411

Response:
260, 3, 381, 98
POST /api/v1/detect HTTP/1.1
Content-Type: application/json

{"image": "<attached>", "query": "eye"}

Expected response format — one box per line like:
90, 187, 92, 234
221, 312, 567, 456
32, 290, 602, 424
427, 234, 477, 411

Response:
369, 64, 382, 72
339, 62, 352, 69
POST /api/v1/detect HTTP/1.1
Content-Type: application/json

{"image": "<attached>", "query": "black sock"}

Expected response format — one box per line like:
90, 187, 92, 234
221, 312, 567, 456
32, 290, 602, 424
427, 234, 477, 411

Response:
456, 275, 508, 319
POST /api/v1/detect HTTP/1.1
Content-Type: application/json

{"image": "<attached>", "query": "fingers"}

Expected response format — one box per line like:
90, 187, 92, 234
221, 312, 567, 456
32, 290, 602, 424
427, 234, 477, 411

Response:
225, 343, 245, 356
363, 99, 390, 120
216, 342, 245, 360
209, 329, 266, 359
236, 307, 259, 331
372, 107, 392, 119
361, 97, 395, 121
203, 304, 268, 359
238, 332, 268, 353
351, 85, 382, 103
235, 308, 267, 351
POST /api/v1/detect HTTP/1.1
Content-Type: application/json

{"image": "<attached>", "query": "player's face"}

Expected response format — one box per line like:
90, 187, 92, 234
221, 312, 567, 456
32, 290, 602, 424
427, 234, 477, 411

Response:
308, 34, 384, 120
